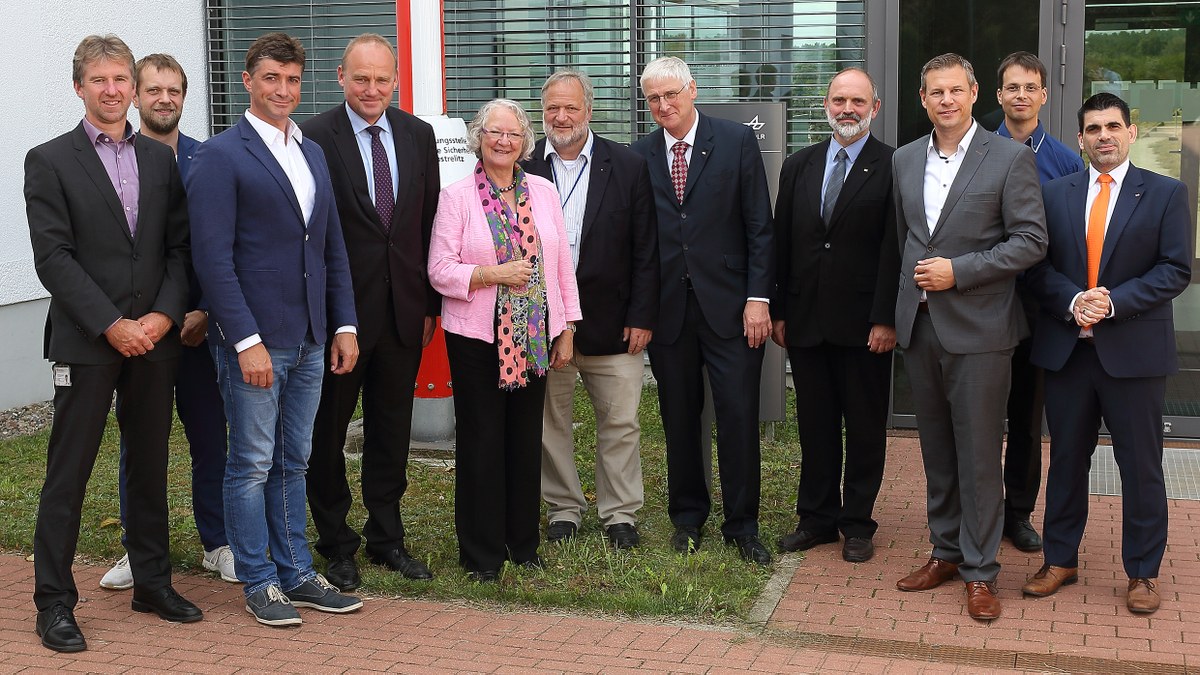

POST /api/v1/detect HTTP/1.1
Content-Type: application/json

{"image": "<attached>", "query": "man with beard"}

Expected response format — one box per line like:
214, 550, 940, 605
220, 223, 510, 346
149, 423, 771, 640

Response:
99, 53, 238, 592
993, 51, 1083, 554
522, 69, 659, 549
771, 68, 899, 563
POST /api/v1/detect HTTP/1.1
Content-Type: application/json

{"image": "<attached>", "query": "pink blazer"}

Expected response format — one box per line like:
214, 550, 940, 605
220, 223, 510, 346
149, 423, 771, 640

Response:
429, 171, 582, 343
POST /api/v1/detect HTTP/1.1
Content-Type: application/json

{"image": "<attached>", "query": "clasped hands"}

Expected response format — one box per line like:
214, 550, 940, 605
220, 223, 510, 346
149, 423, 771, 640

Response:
104, 311, 173, 357
1074, 287, 1111, 328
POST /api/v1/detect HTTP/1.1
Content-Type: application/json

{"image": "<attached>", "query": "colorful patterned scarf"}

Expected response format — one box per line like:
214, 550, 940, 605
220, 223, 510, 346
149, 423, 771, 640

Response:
474, 161, 550, 389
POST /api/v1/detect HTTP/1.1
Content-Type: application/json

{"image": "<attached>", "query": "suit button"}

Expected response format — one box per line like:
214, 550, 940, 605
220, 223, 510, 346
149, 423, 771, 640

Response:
134, 291, 142, 298
132, 253, 140, 261
304, 273, 310, 278
682, 244, 689, 251
384, 276, 390, 283
824, 243, 831, 249
927, 246, 934, 252
305, 234, 310, 242
681, 213, 687, 220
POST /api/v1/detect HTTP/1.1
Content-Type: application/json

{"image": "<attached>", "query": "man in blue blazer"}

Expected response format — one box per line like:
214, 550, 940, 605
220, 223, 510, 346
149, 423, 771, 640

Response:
102, 53, 238, 591
1022, 93, 1191, 615
632, 56, 774, 565
187, 32, 362, 627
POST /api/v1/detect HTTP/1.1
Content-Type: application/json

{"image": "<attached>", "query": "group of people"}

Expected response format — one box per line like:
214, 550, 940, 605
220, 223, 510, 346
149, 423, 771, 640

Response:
22, 27, 1188, 656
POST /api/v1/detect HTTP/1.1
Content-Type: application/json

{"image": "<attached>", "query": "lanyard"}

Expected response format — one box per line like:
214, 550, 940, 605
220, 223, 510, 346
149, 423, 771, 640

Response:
550, 155, 588, 209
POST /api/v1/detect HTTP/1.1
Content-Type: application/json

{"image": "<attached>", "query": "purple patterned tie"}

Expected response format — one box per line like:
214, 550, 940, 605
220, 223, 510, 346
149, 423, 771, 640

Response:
367, 126, 394, 233
670, 141, 689, 204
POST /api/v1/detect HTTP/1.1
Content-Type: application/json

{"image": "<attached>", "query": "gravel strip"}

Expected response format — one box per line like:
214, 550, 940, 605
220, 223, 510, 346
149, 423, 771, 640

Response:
0, 401, 54, 440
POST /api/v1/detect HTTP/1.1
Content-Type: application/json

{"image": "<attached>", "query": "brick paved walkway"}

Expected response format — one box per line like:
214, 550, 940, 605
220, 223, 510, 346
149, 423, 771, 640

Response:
0, 436, 1193, 673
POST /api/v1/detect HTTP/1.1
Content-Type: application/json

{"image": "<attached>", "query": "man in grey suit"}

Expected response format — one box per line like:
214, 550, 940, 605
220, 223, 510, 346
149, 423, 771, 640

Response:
891, 53, 1047, 621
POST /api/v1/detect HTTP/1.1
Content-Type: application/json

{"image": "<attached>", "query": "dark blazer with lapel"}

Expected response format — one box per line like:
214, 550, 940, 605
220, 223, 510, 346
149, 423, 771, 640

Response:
1027, 165, 1191, 378
301, 105, 440, 349
523, 134, 660, 355
893, 127, 1047, 353
773, 135, 899, 347
631, 113, 773, 344
187, 115, 357, 349
25, 123, 190, 364
177, 132, 200, 182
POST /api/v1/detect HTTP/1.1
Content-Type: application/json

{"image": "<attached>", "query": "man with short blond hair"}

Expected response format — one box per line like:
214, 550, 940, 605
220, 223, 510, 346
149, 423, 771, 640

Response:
26, 34, 200, 652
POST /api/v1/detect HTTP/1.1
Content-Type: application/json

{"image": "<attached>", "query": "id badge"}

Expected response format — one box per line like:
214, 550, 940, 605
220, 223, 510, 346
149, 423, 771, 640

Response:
53, 364, 71, 387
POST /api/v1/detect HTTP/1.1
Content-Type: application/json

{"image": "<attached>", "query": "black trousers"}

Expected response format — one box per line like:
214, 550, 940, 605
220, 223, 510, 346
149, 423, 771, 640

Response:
788, 342, 891, 538
34, 356, 177, 610
308, 307, 423, 560
445, 332, 546, 573
1004, 335, 1045, 523
649, 291, 764, 540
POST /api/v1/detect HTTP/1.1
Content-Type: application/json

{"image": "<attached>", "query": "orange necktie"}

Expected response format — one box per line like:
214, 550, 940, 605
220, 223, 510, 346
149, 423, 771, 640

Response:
1086, 173, 1113, 289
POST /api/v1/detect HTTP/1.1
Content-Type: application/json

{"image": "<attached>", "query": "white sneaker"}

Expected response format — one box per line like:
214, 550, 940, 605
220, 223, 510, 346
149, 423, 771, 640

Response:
202, 545, 240, 583
99, 554, 134, 590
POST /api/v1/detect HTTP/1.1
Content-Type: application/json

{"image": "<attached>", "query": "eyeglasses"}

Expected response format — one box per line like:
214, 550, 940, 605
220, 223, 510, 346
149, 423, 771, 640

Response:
1001, 83, 1045, 94
482, 128, 523, 141
646, 87, 686, 106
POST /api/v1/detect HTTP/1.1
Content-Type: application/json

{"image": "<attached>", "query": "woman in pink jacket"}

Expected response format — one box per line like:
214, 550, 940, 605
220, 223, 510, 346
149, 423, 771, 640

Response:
429, 99, 582, 581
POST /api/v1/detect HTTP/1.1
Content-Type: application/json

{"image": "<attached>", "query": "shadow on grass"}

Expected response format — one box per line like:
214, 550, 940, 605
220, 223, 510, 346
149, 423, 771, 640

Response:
0, 386, 805, 624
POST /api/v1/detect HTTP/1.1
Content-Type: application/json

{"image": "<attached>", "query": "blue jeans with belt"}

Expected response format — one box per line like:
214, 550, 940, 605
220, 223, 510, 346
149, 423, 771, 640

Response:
212, 340, 323, 597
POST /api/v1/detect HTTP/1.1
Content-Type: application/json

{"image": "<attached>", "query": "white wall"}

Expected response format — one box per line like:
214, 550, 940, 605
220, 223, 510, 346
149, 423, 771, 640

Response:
0, 1, 207, 405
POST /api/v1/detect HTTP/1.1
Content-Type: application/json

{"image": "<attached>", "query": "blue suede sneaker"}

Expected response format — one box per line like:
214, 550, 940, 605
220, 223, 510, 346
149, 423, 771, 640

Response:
285, 575, 363, 613
245, 584, 302, 627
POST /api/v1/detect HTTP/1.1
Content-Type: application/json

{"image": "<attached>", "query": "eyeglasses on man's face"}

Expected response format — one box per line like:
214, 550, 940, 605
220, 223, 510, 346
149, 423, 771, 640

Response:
1001, 83, 1045, 95
646, 87, 686, 107
482, 128, 522, 141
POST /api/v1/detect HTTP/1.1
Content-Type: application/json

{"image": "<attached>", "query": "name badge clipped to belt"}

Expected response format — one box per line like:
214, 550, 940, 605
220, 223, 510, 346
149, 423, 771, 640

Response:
53, 364, 71, 388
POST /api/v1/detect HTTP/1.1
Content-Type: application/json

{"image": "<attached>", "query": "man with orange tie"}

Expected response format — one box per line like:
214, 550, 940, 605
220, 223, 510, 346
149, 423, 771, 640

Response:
1022, 93, 1191, 615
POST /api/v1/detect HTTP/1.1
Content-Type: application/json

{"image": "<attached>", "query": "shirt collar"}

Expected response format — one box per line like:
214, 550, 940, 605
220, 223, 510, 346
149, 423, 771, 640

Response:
544, 129, 594, 161
928, 119, 978, 159
244, 110, 303, 147
996, 120, 1047, 153
664, 112, 700, 149
345, 102, 392, 137
1088, 159, 1131, 187
827, 132, 870, 165
82, 118, 135, 145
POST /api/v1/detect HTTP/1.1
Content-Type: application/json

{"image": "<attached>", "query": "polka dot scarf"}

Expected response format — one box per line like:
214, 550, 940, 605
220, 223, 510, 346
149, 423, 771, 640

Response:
474, 161, 550, 390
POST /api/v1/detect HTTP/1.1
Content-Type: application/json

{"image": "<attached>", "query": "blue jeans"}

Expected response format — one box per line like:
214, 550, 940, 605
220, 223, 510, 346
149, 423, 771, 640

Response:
212, 340, 322, 597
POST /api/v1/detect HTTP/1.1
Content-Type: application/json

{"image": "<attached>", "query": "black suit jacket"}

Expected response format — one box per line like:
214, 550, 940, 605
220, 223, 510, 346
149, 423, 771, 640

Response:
772, 135, 899, 347
631, 113, 773, 343
301, 104, 440, 350
25, 123, 190, 364
523, 135, 660, 355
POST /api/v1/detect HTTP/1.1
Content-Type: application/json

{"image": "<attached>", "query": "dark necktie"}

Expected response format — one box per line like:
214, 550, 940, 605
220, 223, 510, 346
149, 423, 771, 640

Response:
366, 126, 394, 233
670, 141, 689, 204
822, 148, 848, 226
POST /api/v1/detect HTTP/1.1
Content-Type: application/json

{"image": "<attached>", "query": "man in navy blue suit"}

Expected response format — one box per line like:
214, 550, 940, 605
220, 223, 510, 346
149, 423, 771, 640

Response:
1022, 93, 1191, 615
101, 53, 238, 591
188, 32, 362, 627
631, 56, 774, 565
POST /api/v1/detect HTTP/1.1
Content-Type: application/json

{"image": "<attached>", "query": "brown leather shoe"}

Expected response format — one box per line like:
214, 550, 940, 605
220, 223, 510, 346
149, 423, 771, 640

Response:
965, 581, 1001, 621
896, 557, 959, 591
1021, 564, 1078, 597
1127, 578, 1160, 614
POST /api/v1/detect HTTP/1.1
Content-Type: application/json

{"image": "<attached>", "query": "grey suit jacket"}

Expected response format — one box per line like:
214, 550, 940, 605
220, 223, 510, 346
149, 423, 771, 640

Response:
893, 123, 1047, 354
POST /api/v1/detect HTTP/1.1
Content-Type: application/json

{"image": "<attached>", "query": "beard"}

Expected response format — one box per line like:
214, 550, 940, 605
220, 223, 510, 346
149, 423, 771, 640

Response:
141, 107, 182, 135
546, 122, 587, 151
826, 110, 872, 141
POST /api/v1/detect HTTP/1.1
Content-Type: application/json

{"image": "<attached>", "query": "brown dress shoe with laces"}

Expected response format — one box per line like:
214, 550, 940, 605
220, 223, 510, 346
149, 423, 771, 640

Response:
896, 557, 959, 591
1021, 564, 1078, 597
1127, 578, 1160, 614
965, 581, 1001, 621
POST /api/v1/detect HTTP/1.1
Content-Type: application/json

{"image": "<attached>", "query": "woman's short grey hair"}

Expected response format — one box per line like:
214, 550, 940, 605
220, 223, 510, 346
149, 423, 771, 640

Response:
640, 56, 693, 91
466, 98, 536, 161
541, 69, 594, 111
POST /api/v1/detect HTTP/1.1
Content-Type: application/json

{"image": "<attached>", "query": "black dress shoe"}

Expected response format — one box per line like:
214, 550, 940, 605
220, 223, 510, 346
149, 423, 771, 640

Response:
131, 585, 203, 623
546, 520, 578, 543
324, 554, 361, 591
36, 603, 86, 653
1004, 519, 1043, 552
468, 568, 499, 583
777, 528, 838, 553
842, 537, 875, 563
605, 523, 640, 549
368, 547, 433, 580
727, 535, 772, 565
671, 526, 702, 554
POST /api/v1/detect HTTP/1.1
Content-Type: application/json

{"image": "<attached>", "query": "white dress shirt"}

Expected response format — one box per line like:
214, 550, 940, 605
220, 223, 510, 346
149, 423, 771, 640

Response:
923, 120, 980, 237
545, 130, 594, 269
1074, 159, 1130, 335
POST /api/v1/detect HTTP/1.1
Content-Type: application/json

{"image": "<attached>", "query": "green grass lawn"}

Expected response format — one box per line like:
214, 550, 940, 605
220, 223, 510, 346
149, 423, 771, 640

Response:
0, 386, 805, 623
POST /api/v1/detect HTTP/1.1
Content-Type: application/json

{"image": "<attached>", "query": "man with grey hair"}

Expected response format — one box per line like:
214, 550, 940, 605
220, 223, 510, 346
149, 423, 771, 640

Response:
891, 53, 1046, 621
772, 67, 899, 564
25, 33, 201, 652
523, 69, 659, 549
631, 56, 774, 565
301, 32, 440, 591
